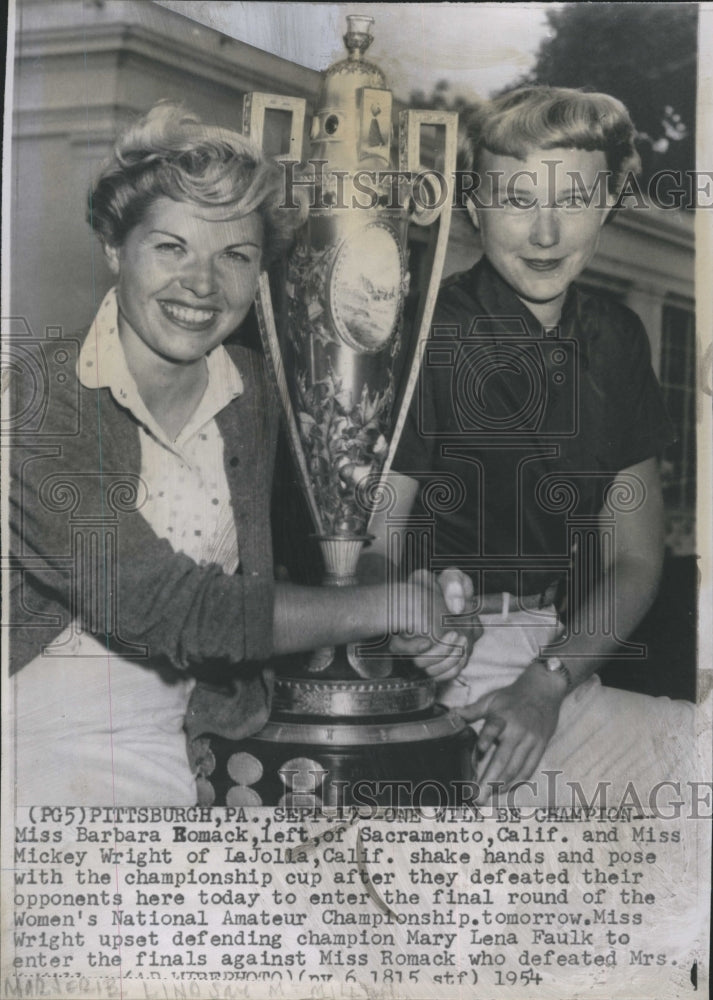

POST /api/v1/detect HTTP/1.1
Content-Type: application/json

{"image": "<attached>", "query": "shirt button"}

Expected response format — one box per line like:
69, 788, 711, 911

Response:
230, 457, 240, 467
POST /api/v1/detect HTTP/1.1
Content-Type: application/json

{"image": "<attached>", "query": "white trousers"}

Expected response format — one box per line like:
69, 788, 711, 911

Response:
12, 635, 197, 806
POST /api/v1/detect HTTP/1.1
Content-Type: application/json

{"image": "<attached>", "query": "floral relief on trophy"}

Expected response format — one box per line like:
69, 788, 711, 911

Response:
286, 241, 338, 351
294, 369, 392, 535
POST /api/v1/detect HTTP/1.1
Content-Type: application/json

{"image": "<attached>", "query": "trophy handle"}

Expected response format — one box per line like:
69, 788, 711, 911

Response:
399, 109, 457, 227
367, 109, 459, 528
254, 271, 324, 535
242, 92, 306, 159
244, 93, 324, 533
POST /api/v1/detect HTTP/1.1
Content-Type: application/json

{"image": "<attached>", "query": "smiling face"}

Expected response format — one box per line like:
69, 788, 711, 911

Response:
472, 147, 612, 325
104, 196, 263, 367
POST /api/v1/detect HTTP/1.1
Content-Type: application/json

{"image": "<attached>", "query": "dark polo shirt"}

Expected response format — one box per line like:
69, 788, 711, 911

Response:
394, 257, 673, 599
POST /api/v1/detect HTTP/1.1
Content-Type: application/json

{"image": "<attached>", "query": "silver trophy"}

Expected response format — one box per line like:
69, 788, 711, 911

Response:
197, 17, 474, 808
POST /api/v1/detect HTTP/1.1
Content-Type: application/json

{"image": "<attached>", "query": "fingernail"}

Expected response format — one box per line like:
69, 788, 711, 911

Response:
445, 585, 464, 612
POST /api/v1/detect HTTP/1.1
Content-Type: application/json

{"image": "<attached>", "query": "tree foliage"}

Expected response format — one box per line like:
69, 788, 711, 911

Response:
517, 3, 698, 180
410, 4, 698, 183
409, 78, 480, 116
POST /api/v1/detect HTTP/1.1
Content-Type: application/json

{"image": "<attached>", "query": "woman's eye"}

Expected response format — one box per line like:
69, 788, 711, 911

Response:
558, 197, 585, 210
503, 195, 534, 209
155, 242, 185, 254
223, 249, 252, 263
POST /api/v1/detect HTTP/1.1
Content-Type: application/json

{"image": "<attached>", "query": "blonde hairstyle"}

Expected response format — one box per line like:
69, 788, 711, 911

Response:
88, 103, 301, 261
466, 86, 641, 196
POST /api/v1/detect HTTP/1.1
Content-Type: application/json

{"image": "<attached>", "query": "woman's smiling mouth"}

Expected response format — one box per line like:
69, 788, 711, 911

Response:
159, 300, 218, 329
522, 258, 564, 272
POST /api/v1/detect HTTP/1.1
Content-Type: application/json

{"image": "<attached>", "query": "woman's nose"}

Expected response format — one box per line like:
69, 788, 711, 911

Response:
529, 207, 559, 248
179, 258, 217, 297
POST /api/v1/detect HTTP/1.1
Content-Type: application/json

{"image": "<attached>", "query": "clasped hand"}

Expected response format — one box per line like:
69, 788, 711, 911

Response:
388, 568, 483, 682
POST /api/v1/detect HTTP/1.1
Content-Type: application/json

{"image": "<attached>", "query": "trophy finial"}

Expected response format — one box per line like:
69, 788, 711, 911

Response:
343, 14, 374, 59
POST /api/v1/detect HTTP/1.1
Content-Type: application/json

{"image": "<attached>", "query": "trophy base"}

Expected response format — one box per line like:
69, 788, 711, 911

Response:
196, 707, 475, 808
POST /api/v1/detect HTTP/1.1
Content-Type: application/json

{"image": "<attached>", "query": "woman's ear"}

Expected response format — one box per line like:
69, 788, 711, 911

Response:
599, 180, 621, 226
465, 196, 480, 231
602, 191, 619, 227
103, 242, 121, 275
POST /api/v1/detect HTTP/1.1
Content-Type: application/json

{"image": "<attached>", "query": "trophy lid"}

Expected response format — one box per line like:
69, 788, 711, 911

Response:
312, 16, 392, 171
323, 15, 386, 88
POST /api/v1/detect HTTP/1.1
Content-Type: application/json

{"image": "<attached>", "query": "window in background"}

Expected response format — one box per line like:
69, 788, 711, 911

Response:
659, 301, 696, 555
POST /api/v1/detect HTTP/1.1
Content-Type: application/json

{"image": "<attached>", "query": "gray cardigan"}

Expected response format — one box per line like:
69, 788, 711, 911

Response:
9, 333, 278, 742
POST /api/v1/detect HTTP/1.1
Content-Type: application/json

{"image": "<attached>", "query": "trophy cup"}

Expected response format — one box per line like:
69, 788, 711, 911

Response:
195, 16, 474, 808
